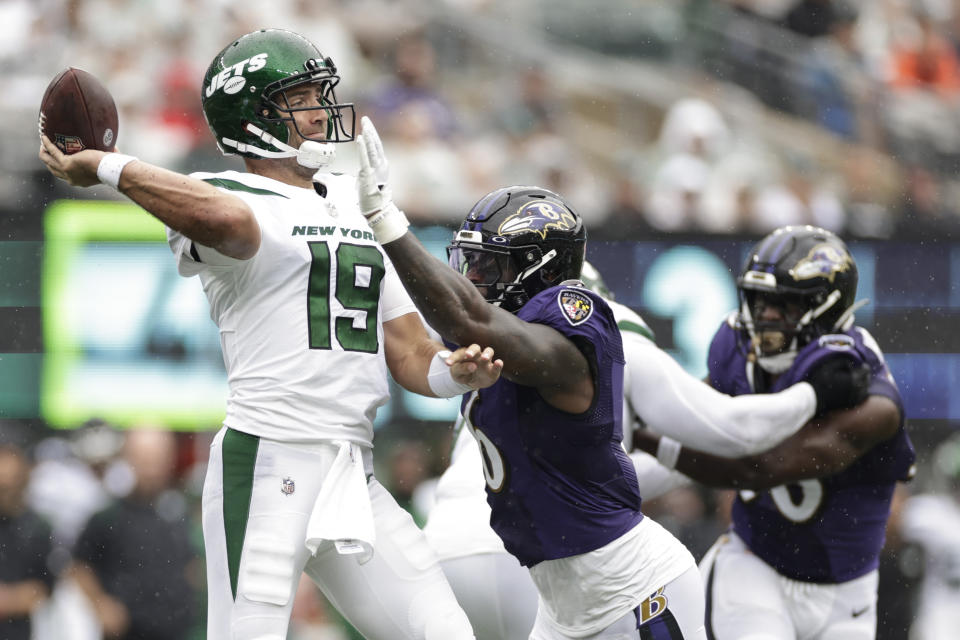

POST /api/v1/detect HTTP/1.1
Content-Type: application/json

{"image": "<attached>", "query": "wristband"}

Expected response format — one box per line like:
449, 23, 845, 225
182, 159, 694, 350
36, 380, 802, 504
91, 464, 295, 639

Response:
655, 436, 683, 470
96, 153, 137, 189
365, 202, 410, 244
427, 350, 474, 398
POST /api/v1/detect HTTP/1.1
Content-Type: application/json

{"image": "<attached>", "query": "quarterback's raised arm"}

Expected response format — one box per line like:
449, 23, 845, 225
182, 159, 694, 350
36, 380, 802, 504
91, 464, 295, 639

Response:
39, 135, 259, 259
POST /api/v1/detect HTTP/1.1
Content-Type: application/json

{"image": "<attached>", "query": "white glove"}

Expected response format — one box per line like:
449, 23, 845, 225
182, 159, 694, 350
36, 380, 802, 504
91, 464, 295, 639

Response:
356, 116, 409, 243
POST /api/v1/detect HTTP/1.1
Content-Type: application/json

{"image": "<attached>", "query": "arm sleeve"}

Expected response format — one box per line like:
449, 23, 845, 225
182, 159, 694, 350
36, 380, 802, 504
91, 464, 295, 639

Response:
629, 450, 692, 500
625, 339, 817, 457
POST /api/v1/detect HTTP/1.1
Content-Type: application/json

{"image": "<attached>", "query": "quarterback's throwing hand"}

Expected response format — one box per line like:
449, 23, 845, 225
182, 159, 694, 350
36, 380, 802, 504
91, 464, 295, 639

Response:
448, 344, 504, 391
39, 134, 104, 187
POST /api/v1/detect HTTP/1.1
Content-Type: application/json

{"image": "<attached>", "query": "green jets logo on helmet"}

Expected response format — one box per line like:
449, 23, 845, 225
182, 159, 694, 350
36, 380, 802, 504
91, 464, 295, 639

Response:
204, 53, 268, 98
201, 29, 356, 159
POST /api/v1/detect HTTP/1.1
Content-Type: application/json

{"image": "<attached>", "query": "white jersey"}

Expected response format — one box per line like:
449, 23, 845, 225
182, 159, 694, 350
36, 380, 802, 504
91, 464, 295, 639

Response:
167, 170, 416, 445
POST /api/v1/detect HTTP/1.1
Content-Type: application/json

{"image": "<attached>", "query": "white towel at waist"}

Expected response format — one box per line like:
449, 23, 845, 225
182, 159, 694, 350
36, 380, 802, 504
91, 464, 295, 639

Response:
304, 440, 376, 564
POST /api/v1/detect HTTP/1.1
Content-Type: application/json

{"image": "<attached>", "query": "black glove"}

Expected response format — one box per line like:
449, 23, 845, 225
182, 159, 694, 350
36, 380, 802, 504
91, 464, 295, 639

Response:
807, 357, 871, 417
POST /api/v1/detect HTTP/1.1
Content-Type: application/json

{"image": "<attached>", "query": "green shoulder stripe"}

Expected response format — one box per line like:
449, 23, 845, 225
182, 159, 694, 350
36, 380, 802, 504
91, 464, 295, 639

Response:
618, 319, 655, 343
203, 178, 289, 198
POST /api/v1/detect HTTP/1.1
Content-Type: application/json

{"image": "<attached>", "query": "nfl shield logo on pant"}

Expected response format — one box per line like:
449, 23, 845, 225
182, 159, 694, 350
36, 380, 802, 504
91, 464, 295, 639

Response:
281, 476, 295, 496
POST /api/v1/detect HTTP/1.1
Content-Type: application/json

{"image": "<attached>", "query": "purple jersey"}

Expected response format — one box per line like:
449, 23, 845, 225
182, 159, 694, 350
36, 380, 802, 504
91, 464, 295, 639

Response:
461, 284, 642, 567
707, 319, 915, 583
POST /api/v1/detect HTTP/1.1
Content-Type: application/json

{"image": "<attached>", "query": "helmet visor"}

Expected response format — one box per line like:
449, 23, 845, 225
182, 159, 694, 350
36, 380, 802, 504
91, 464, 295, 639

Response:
447, 245, 519, 303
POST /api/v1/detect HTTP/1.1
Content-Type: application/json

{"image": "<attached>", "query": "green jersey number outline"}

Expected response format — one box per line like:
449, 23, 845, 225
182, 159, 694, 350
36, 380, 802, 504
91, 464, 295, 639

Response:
307, 242, 385, 353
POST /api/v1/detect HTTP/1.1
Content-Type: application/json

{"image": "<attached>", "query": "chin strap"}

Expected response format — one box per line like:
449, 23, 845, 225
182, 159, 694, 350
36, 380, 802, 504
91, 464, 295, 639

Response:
834, 298, 869, 332
797, 289, 842, 331
220, 123, 336, 168
518, 249, 557, 283
741, 298, 800, 375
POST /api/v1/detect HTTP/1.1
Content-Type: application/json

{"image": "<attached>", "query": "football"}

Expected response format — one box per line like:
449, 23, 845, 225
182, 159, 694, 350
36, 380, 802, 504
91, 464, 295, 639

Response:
39, 67, 118, 154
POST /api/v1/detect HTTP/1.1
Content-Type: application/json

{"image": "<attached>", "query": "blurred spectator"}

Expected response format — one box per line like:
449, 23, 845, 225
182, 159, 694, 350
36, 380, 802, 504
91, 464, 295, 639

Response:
699, 142, 781, 233
515, 133, 611, 227
657, 97, 732, 160
236, 0, 368, 83
884, 9, 960, 164
645, 152, 713, 232
717, 0, 796, 21
783, 0, 841, 38
380, 102, 473, 226
492, 66, 561, 140
68, 428, 198, 640
643, 97, 732, 232
750, 155, 846, 233
149, 49, 208, 168
27, 420, 123, 550
838, 146, 900, 239
799, 2, 882, 142
895, 165, 960, 239
901, 433, 960, 640
0, 0, 41, 63
596, 163, 656, 239
0, 442, 55, 640
385, 440, 432, 527
73, 0, 154, 50
364, 31, 458, 141
889, 10, 960, 95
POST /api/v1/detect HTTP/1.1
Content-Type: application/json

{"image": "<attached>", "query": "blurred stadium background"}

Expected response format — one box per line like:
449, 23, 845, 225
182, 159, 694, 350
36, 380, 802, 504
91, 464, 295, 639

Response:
1, 0, 959, 638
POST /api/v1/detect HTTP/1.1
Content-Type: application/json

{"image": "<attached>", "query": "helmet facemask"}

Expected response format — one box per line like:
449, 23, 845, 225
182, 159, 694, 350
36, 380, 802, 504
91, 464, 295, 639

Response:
261, 61, 354, 145
741, 288, 824, 373
448, 234, 562, 312
738, 274, 853, 375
